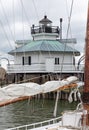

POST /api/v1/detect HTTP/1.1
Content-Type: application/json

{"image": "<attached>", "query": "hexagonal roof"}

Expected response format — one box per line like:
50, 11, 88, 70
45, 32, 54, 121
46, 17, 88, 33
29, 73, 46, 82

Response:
9, 40, 80, 56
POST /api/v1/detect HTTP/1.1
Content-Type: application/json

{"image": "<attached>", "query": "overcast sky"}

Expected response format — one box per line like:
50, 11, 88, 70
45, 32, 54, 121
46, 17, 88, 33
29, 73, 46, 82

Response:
0, 0, 88, 54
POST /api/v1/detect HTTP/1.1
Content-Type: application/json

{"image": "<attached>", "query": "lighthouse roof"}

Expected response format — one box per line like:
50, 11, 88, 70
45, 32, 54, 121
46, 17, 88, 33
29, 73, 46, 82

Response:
9, 40, 80, 56
39, 15, 52, 24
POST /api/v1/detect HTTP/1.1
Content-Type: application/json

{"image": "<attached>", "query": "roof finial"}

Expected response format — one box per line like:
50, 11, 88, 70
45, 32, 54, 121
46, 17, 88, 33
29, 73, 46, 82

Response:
44, 15, 47, 19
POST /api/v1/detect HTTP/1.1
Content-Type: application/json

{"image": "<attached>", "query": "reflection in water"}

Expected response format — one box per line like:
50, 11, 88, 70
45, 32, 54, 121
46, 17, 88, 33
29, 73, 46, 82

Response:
0, 99, 78, 130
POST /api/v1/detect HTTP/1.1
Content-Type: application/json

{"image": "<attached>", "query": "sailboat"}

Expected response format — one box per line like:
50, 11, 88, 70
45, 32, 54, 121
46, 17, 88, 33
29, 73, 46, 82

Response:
2, 77, 83, 130
4, 2, 89, 130
2, 13, 87, 130
0, 1, 88, 130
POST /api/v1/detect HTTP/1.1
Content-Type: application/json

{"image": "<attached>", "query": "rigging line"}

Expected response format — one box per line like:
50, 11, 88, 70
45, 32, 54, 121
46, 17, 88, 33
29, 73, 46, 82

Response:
66, 0, 74, 38
65, 0, 73, 38
12, 0, 15, 42
20, 0, 25, 43
65, 0, 69, 16
20, 0, 31, 26
45, 40, 52, 59
60, 0, 74, 76
12, 0, 17, 83
65, 0, 74, 42
0, 19, 13, 49
0, 0, 15, 42
45, 40, 60, 79
66, 0, 76, 71
43, 39, 54, 80
32, 0, 39, 21
20, 0, 27, 81
14, 73, 51, 84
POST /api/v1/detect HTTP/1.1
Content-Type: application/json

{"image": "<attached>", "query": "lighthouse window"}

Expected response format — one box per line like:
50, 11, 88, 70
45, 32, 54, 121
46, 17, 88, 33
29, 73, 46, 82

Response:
55, 58, 59, 64
22, 56, 31, 65
28, 56, 31, 65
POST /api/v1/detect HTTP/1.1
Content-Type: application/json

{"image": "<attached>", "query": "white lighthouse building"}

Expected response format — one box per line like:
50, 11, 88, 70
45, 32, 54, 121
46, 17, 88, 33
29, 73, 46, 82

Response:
7, 16, 81, 83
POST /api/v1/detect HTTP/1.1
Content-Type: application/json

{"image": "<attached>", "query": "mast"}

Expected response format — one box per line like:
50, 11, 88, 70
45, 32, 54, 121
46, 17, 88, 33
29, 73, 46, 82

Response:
83, 1, 89, 125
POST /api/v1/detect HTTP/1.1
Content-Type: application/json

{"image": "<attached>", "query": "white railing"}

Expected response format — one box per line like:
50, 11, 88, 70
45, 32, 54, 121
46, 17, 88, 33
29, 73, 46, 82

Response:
7, 64, 45, 73
7, 63, 84, 73
6, 116, 62, 130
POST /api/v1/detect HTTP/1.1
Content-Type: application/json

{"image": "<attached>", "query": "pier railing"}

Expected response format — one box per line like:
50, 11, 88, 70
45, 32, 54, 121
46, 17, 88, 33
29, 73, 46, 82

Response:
6, 116, 62, 130
7, 63, 84, 74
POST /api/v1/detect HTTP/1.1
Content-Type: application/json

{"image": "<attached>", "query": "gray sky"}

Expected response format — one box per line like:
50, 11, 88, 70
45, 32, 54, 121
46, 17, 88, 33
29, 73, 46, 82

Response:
0, 0, 88, 54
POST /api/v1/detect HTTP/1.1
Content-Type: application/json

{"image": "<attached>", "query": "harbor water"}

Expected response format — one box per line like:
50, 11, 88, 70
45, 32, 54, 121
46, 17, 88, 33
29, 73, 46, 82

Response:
0, 99, 78, 130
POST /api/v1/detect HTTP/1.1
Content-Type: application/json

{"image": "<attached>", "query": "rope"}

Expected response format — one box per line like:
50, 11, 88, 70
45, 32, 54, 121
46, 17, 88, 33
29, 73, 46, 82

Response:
66, 0, 74, 38
20, 0, 31, 26
68, 88, 82, 103
53, 90, 60, 117
65, 0, 77, 71
53, 0, 75, 117
10, 73, 50, 84
0, 20, 13, 50
60, 0, 74, 78
0, 0, 15, 45
31, 0, 39, 21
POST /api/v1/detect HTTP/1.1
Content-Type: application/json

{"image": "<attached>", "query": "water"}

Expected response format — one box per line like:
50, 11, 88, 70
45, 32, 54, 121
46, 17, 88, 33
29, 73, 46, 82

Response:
0, 99, 78, 130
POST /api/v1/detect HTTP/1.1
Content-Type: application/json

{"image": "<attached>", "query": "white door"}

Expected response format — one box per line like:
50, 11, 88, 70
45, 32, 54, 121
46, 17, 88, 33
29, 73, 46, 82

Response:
46, 58, 54, 72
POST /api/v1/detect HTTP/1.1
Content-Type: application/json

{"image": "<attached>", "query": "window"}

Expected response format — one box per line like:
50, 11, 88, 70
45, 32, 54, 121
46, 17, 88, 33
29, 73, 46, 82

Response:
55, 58, 59, 64
22, 56, 31, 65
28, 56, 31, 65
22, 57, 24, 65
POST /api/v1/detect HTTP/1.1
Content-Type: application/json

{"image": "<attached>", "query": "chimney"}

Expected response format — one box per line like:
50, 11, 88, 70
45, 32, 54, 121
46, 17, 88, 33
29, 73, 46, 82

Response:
60, 18, 63, 39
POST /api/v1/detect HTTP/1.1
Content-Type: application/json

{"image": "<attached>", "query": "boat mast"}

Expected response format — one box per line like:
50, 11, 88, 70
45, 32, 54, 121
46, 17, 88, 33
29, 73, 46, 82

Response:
83, 1, 89, 125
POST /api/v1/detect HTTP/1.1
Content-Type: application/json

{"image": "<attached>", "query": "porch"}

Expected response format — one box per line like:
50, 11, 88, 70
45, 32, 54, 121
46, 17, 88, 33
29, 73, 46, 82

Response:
7, 63, 84, 74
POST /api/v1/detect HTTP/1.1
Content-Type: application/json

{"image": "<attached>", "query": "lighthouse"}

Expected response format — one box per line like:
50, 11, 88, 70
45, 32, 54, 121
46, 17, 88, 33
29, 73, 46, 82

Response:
7, 15, 80, 84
